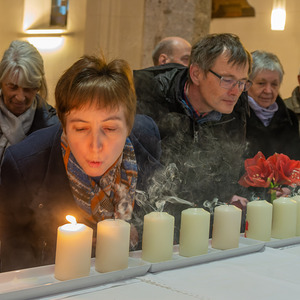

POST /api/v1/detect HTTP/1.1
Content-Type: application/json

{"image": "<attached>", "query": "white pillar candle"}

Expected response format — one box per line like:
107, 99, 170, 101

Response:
95, 219, 130, 273
245, 200, 273, 241
55, 215, 93, 281
292, 195, 300, 236
272, 197, 297, 239
179, 208, 210, 257
211, 205, 242, 250
142, 212, 174, 263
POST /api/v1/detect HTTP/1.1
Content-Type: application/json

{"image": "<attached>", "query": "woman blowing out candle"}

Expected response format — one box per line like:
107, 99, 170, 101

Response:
0, 55, 161, 272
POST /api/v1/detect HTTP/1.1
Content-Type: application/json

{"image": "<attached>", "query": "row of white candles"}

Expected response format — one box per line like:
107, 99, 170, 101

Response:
54, 195, 300, 281
141, 206, 241, 263
142, 196, 300, 262
245, 196, 300, 241
55, 206, 240, 281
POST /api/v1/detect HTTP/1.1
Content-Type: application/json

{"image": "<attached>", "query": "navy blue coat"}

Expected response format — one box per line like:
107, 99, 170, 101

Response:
0, 114, 161, 272
0, 96, 59, 163
28, 99, 59, 135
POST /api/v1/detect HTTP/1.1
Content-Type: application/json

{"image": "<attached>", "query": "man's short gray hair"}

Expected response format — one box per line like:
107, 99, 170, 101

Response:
187, 33, 251, 84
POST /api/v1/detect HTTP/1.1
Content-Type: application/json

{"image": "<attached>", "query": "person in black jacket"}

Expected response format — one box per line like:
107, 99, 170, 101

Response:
0, 40, 59, 162
284, 68, 300, 134
0, 55, 161, 272
245, 50, 300, 160
134, 33, 252, 238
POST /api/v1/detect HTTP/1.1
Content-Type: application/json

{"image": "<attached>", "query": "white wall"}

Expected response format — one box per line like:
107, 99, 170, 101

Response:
209, 0, 300, 99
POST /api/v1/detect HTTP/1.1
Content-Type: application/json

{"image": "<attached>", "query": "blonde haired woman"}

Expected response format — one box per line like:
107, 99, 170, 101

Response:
0, 40, 58, 162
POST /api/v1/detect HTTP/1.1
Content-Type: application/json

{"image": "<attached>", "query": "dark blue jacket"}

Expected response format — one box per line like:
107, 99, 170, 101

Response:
28, 98, 59, 134
0, 95, 59, 163
0, 114, 161, 272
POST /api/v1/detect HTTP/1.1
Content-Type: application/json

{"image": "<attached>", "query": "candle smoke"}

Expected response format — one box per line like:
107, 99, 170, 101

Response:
131, 122, 249, 245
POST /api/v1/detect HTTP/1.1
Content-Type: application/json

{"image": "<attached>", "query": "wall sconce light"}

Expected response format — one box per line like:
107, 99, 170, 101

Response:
27, 37, 65, 51
23, 29, 66, 52
271, 0, 286, 30
25, 29, 65, 35
22, 0, 69, 52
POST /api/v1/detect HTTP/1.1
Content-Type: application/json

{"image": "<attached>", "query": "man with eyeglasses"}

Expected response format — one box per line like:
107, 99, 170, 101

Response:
134, 33, 252, 238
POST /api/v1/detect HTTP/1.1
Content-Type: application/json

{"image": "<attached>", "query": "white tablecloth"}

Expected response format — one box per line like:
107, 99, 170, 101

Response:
39, 245, 300, 300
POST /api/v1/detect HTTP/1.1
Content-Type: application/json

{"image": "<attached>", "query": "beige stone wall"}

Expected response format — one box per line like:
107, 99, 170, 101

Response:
84, 0, 145, 70
84, 0, 212, 69
141, 0, 212, 67
0, 0, 24, 51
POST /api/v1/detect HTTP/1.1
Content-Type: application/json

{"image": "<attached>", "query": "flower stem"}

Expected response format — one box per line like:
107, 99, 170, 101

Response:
270, 188, 277, 203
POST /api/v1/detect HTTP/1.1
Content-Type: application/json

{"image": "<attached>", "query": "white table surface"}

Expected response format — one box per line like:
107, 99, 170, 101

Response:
36, 245, 300, 300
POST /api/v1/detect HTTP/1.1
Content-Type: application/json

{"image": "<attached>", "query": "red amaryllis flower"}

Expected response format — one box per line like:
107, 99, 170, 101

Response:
267, 153, 300, 186
238, 151, 274, 188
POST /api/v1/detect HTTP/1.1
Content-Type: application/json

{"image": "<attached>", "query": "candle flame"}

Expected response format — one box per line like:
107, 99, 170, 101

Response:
66, 215, 77, 225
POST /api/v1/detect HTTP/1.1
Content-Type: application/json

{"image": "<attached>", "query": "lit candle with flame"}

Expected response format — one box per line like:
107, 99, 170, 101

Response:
54, 215, 93, 281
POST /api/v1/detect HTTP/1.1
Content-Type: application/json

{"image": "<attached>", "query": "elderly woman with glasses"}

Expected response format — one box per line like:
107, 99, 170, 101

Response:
0, 40, 59, 162
245, 50, 300, 160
